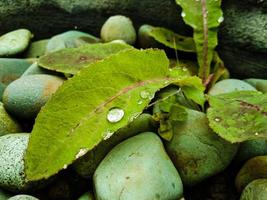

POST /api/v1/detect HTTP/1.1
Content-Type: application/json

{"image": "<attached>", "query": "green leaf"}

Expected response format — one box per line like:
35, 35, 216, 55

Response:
38, 43, 133, 74
207, 91, 267, 143
25, 49, 181, 181
148, 27, 196, 52
175, 0, 223, 82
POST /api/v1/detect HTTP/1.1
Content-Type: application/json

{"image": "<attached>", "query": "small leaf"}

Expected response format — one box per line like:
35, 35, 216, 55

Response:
25, 49, 181, 181
148, 27, 196, 52
176, 0, 223, 82
38, 43, 133, 74
207, 91, 267, 143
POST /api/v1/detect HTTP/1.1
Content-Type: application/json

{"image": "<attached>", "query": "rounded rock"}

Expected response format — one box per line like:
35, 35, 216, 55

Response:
165, 109, 238, 186
3, 74, 64, 119
0, 102, 21, 136
0, 133, 34, 192
101, 15, 136, 45
240, 179, 267, 200
94, 132, 183, 200
208, 79, 256, 96
235, 156, 267, 192
0, 29, 32, 57
245, 78, 267, 93
7, 194, 39, 200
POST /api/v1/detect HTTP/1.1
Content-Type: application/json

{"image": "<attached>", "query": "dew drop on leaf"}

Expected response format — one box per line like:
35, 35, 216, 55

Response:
181, 12, 186, 18
137, 100, 143, 105
214, 117, 221, 122
75, 148, 89, 159
218, 16, 224, 23
107, 108, 124, 123
255, 132, 259, 136
103, 130, 114, 140
140, 90, 151, 99
63, 164, 67, 169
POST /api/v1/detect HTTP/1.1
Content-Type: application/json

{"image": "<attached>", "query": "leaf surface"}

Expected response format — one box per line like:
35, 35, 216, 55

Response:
176, 0, 223, 81
207, 91, 267, 143
148, 27, 196, 52
25, 49, 179, 181
38, 43, 133, 74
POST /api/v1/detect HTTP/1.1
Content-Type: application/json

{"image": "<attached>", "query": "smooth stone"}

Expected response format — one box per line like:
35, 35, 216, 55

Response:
0, 102, 21, 136
73, 113, 156, 178
101, 15, 136, 45
0, 29, 32, 57
235, 156, 267, 192
245, 78, 267, 93
3, 74, 64, 119
0, 58, 33, 100
0, 133, 36, 192
24, 39, 49, 58
138, 24, 160, 48
78, 191, 94, 200
165, 109, 238, 186
234, 139, 267, 164
46, 30, 100, 53
208, 79, 256, 96
7, 195, 39, 200
94, 132, 183, 200
21, 62, 60, 77
240, 179, 267, 200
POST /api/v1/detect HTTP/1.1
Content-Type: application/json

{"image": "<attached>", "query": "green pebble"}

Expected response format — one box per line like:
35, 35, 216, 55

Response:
7, 195, 39, 200
0, 58, 33, 100
21, 62, 59, 77
138, 24, 159, 48
208, 79, 256, 96
240, 179, 267, 200
0, 102, 21, 136
3, 74, 64, 119
78, 191, 94, 200
24, 39, 49, 58
73, 113, 156, 178
245, 78, 267, 93
101, 15, 136, 45
0, 29, 32, 57
165, 109, 238, 186
235, 139, 267, 164
0, 133, 34, 192
235, 156, 267, 192
94, 132, 183, 200
46, 30, 100, 53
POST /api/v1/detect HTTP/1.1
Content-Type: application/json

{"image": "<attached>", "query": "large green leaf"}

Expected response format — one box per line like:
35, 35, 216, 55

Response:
207, 91, 267, 143
148, 27, 196, 52
25, 49, 182, 181
38, 43, 133, 74
176, 0, 223, 82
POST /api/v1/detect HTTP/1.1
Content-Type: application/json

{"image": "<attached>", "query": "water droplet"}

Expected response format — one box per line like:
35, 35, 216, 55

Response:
182, 67, 188, 71
128, 113, 140, 123
181, 11, 186, 18
214, 117, 221, 122
63, 164, 67, 169
140, 90, 151, 99
195, 0, 200, 1
148, 93, 155, 100
218, 16, 224, 23
74, 26, 78, 29
103, 130, 114, 140
75, 148, 89, 159
255, 132, 259, 136
107, 108, 124, 123
137, 100, 143, 105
